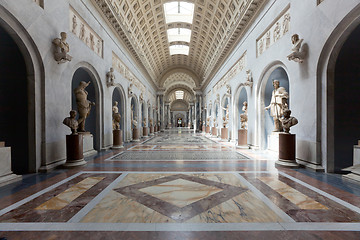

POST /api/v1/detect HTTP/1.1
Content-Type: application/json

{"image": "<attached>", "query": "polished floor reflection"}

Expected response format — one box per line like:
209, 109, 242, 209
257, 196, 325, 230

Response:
1, 129, 360, 239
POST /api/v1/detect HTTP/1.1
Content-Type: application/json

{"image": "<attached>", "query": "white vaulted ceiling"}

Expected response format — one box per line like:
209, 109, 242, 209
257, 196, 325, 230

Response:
92, 0, 266, 90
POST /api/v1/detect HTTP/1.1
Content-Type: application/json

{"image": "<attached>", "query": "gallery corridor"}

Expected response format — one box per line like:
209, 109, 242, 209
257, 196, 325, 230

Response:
0, 129, 360, 239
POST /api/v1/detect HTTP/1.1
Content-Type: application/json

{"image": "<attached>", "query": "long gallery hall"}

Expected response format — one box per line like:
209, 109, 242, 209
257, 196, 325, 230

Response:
1, 0, 360, 239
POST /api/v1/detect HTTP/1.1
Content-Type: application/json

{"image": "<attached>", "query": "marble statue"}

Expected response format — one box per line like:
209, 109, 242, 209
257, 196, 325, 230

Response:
106, 67, 115, 86
246, 70, 253, 83
287, 34, 305, 63
112, 101, 121, 130
206, 117, 210, 127
240, 101, 248, 129
63, 110, 78, 135
222, 116, 228, 128
222, 105, 229, 122
132, 117, 138, 129
280, 109, 298, 133
264, 80, 288, 132
143, 117, 147, 127
213, 117, 217, 127
226, 84, 231, 95
265, 31, 271, 49
128, 84, 133, 97
74, 81, 95, 132
150, 118, 153, 127
52, 32, 72, 63
139, 93, 144, 103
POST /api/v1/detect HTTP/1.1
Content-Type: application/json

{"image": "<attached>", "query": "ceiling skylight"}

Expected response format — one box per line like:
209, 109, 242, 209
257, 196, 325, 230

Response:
167, 28, 192, 43
164, 2, 194, 24
169, 45, 189, 55
175, 90, 184, 100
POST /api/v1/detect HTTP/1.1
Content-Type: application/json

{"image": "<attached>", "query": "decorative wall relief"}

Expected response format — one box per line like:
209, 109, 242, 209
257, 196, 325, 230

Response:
112, 52, 146, 93
106, 67, 115, 87
287, 34, 305, 63
214, 51, 247, 91
52, 32, 72, 64
69, 6, 103, 58
257, 7, 290, 57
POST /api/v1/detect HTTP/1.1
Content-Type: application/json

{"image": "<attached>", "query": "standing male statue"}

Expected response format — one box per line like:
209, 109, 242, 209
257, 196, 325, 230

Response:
74, 81, 95, 132
112, 101, 121, 130
265, 80, 288, 132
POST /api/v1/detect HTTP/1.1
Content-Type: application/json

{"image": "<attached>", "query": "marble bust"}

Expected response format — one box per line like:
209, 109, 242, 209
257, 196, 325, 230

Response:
63, 110, 78, 135
265, 80, 288, 132
112, 101, 121, 130
280, 109, 298, 133
287, 34, 305, 63
74, 81, 95, 132
52, 32, 72, 63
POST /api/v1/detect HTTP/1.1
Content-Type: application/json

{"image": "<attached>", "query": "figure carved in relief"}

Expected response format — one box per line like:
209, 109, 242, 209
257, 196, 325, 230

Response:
89, 33, 95, 50
258, 38, 264, 55
273, 22, 281, 42
264, 80, 288, 132
265, 31, 271, 49
72, 15, 77, 34
80, 23, 85, 40
96, 40, 102, 55
283, 13, 290, 34
52, 32, 72, 63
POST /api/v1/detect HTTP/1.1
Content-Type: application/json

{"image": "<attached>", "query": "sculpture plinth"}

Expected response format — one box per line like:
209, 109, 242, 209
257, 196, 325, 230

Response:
132, 128, 140, 141
143, 127, 149, 137
150, 126, 154, 135
211, 127, 217, 136
206, 126, 210, 133
0, 146, 21, 187
64, 134, 86, 168
202, 125, 205, 132
276, 133, 299, 168
112, 129, 123, 149
221, 127, 228, 140
238, 129, 247, 146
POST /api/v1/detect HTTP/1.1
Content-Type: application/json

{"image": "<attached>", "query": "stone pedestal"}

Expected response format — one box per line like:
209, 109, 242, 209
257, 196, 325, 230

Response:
78, 132, 97, 157
0, 146, 21, 187
132, 128, 140, 141
238, 129, 247, 146
221, 127, 228, 140
64, 134, 86, 168
112, 129, 124, 149
268, 132, 280, 152
275, 133, 299, 168
150, 126, 154, 135
202, 125, 205, 132
206, 126, 210, 134
168, 123, 172, 128
343, 145, 360, 182
211, 127, 217, 136
143, 127, 149, 137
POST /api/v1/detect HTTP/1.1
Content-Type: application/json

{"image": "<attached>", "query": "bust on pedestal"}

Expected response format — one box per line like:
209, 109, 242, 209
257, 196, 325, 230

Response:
62, 110, 86, 168
0, 141, 21, 187
112, 101, 123, 149
221, 117, 228, 141
142, 118, 149, 138
276, 109, 299, 168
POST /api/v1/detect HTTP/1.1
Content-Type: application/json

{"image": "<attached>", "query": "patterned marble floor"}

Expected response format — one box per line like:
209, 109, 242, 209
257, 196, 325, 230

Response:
1, 128, 360, 239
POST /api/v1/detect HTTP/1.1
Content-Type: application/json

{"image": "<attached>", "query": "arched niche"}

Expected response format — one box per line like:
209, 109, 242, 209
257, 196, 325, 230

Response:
0, 25, 29, 173
112, 86, 125, 140
175, 113, 185, 127
259, 66, 290, 150
130, 96, 138, 129
332, 24, 360, 172
237, 88, 248, 129
71, 67, 100, 150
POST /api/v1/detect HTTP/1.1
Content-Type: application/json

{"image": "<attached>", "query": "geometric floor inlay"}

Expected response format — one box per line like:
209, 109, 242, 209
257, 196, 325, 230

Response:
113, 151, 248, 160
114, 174, 248, 222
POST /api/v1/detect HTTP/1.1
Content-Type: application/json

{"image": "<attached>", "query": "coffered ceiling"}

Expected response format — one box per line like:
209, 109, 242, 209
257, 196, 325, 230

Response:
92, 0, 266, 89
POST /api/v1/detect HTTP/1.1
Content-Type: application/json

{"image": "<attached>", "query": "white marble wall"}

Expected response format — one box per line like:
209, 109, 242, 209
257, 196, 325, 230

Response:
204, 0, 360, 171
0, 0, 157, 171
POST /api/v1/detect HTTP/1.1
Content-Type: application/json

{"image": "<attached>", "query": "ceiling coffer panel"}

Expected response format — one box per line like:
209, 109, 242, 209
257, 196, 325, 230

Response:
92, 0, 266, 87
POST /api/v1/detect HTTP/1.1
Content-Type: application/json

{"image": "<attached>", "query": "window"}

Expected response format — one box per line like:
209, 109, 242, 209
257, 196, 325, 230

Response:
175, 90, 184, 100
167, 28, 192, 43
164, 2, 194, 24
169, 45, 189, 55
